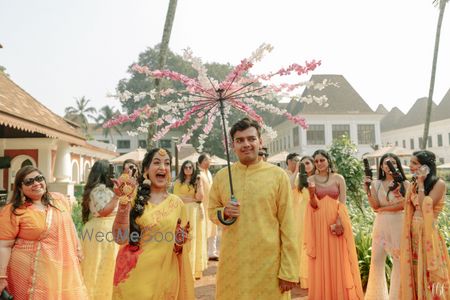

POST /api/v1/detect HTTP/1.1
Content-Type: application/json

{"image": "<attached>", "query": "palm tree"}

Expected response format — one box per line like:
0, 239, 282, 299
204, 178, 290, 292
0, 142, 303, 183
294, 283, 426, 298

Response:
147, 0, 178, 149
64, 96, 97, 134
421, 0, 448, 149
95, 105, 122, 144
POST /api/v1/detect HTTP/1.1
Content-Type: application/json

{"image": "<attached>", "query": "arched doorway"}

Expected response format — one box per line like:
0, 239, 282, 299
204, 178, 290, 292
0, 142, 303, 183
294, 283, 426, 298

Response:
83, 161, 91, 183
8, 155, 37, 192
71, 160, 79, 184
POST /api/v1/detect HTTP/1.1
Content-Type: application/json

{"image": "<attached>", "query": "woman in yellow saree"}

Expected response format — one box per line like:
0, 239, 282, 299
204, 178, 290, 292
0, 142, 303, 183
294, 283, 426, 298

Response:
291, 155, 315, 289
173, 160, 207, 280
112, 148, 194, 300
0, 166, 88, 300
400, 150, 450, 299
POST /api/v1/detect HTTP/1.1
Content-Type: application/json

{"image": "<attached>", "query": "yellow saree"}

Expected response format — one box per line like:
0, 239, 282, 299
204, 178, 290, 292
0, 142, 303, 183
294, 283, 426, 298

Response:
112, 194, 194, 300
400, 188, 450, 299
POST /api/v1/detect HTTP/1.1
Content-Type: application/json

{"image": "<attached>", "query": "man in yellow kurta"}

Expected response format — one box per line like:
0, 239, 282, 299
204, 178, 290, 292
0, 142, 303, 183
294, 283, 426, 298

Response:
208, 118, 299, 299
198, 153, 220, 260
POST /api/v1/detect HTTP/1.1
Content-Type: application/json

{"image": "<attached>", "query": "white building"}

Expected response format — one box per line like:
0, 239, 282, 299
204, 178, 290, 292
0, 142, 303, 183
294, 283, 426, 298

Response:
267, 75, 383, 158
0, 73, 117, 201
380, 89, 450, 164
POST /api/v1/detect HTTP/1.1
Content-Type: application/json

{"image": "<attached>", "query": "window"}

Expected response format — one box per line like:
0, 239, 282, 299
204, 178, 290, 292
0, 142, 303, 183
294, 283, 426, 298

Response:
449, 133, 450, 145
117, 140, 130, 149
439, 158, 445, 164
402, 140, 406, 148
332, 124, 350, 140
293, 127, 300, 147
307, 125, 325, 145
395, 141, 398, 146
410, 138, 414, 149
283, 137, 287, 149
288, 135, 291, 149
419, 137, 423, 148
438, 134, 443, 147
357, 124, 375, 144
428, 136, 432, 148
138, 139, 147, 148
160, 139, 171, 148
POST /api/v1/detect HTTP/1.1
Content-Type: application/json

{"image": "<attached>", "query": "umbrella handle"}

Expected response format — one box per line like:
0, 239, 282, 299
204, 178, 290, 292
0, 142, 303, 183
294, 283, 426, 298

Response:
217, 195, 238, 225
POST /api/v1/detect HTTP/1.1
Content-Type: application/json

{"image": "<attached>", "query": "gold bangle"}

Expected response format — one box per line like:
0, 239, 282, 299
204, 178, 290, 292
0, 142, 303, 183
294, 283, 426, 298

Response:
119, 196, 131, 205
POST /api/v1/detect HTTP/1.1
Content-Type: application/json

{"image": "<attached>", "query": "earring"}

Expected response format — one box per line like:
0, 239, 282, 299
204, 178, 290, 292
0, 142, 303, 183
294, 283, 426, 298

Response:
143, 173, 151, 186
166, 173, 172, 189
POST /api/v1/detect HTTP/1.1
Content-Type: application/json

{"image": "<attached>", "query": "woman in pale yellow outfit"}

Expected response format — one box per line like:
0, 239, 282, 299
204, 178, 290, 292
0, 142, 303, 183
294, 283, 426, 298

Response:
81, 159, 120, 300
0, 166, 88, 300
173, 160, 207, 279
112, 148, 194, 300
305, 149, 364, 299
291, 155, 315, 288
400, 150, 450, 299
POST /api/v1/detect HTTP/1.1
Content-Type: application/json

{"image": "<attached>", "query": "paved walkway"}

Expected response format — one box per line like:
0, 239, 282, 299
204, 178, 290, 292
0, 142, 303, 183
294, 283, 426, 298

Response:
195, 260, 308, 299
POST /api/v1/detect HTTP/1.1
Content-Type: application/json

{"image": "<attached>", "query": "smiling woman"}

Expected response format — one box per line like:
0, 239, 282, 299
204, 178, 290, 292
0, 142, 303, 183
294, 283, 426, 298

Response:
0, 165, 88, 299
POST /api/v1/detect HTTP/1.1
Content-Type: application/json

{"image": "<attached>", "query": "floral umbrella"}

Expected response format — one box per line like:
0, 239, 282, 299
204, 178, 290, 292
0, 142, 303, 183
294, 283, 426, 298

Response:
105, 43, 332, 224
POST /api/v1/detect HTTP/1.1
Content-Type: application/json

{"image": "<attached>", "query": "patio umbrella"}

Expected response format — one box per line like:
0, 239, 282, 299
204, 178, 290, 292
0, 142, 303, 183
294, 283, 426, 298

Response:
110, 148, 147, 164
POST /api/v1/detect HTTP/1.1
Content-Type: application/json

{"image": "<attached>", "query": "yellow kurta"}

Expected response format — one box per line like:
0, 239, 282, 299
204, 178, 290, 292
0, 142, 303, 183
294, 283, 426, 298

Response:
113, 194, 194, 300
199, 169, 216, 238
173, 181, 208, 278
208, 161, 299, 300
292, 185, 309, 288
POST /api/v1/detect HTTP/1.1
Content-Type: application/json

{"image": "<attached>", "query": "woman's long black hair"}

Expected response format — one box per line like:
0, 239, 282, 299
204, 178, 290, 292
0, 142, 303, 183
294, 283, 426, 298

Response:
129, 148, 172, 247
298, 156, 315, 191
177, 160, 197, 191
82, 159, 114, 223
413, 150, 439, 196
10, 166, 55, 215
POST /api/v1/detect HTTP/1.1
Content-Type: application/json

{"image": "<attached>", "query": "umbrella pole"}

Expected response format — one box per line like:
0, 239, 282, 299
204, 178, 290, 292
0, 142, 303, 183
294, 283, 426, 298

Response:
217, 91, 237, 225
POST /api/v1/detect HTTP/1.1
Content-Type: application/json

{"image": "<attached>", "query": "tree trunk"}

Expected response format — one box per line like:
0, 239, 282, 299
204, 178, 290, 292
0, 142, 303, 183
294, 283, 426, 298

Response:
147, 0, 178, 149
422, 1, 446, 149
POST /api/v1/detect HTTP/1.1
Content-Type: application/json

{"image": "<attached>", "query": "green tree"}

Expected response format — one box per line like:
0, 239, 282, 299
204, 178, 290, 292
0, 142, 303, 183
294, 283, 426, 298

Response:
329, 135, 365, 211
422, 0, 448, 149
95, 105, 122, 144
64, 96, 97, 134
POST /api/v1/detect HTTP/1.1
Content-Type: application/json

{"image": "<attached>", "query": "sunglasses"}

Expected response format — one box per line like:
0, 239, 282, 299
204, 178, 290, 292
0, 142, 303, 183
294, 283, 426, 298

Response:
258, 152, 269, 157
184, 166, 193, 170
23, 175, 45, 186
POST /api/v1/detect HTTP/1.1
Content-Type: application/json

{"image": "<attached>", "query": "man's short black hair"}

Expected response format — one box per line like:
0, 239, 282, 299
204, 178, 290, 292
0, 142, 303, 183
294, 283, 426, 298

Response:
229, 118, 261, 140
286, 152, 300, 164
198, 153, 210, 164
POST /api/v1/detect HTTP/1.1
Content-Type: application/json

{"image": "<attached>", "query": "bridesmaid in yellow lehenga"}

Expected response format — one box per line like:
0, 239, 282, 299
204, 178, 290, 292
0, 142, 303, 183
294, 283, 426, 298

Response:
304, 150, 364, 299
112, 148, 194, 300
0, 166, 88, 300
291, 155, 315, 288
400, 150, 450, 299
81, 160, 120, 300
173, 160, 207, 280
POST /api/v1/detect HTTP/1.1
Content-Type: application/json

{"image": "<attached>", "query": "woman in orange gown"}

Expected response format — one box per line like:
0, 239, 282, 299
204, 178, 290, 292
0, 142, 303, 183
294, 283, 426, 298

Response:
305, 149, 364, 299
0, 166, 88, 300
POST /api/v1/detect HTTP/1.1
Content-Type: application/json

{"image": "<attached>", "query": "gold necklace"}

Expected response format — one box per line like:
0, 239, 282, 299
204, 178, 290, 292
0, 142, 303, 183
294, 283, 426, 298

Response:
316, 174, 329, 184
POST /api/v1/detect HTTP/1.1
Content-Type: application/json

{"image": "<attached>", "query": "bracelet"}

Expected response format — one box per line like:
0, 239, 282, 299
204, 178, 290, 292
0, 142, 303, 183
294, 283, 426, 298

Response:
118, 196, 132, 205
418, 188, 425, 192
0, 275, 7, 279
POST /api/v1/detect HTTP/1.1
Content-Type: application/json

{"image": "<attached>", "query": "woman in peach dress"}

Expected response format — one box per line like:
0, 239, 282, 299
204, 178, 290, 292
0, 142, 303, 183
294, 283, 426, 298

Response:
305, 149, 363, 299
0, 166, 88, 300
364, 153, 409, 300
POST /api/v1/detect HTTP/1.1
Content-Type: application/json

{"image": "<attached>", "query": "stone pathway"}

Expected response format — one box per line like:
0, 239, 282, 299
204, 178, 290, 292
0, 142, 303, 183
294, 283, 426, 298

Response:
195, 260, 308, 299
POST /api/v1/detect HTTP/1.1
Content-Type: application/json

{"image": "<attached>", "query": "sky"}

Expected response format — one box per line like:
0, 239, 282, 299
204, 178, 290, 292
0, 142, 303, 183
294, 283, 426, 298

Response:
1, 0, 449, 118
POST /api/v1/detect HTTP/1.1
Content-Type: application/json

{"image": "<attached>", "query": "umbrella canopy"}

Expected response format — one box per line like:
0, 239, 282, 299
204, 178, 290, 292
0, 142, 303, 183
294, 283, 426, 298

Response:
363, 146, 412, 159
267, 151, 290, 163
437, 162, 450, 169
211, 155, 228, 166
110, 148, 147, 164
